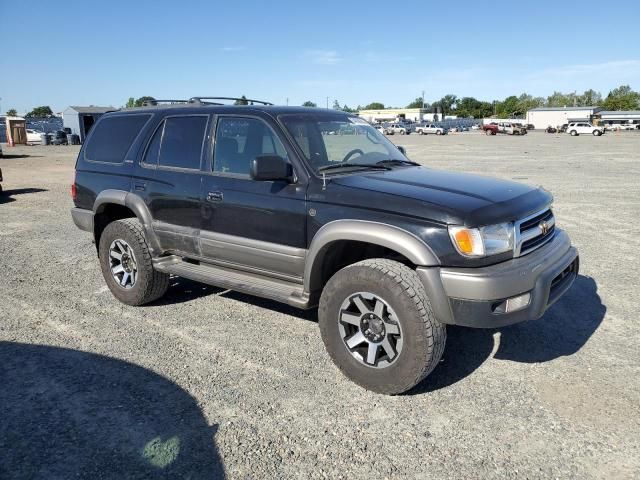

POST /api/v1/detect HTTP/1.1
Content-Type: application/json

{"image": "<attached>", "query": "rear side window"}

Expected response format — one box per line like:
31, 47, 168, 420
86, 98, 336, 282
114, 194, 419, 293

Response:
157, 116, 208, 170
85, 114, 150, 163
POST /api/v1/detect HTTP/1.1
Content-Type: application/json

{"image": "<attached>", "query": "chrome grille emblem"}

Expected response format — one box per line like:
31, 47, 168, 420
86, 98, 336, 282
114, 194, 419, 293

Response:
539, 221, 550, 236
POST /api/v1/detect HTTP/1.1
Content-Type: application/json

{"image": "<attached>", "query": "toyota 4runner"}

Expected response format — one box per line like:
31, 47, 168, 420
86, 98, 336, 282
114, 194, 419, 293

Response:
71, 97, 579, 394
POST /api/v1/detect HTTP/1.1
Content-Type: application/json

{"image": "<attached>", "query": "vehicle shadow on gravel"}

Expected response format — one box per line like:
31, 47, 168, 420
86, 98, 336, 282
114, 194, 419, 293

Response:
0, 154, 43, 159
0, 342, 226, 479
0, 187, 48, 204
410, 275, 605, 395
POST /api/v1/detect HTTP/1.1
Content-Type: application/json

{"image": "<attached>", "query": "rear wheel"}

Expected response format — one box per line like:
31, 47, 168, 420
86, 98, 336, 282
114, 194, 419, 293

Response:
319, 259, 446, 395
400, 130, 406, 135
593, 130, 601, 136
99, 218, 169, 306
436, 130, 442, 135
570, 130, 578, 136
485, 129, 492, 136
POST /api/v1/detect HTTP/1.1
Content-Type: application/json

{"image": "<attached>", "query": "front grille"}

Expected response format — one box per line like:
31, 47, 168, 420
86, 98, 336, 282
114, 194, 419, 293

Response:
515, 208, 555, 257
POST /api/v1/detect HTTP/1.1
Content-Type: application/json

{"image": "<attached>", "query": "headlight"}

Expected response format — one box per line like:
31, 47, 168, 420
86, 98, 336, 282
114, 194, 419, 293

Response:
449, 222, 514, 257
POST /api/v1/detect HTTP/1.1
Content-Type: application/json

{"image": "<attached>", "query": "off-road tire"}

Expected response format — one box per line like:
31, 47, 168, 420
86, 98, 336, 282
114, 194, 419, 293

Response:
99, 218, 169, 306
318, 259, 446, 395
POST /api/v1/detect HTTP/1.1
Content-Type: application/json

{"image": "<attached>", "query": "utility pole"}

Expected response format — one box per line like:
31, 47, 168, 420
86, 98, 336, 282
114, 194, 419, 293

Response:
326, 97, 329, 109
286, 97, 289, 106
421, 91, 425, 109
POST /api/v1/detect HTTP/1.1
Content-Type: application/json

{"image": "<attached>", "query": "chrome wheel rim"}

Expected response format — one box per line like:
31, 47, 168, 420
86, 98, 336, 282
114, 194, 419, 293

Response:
109, 239, 137, 289
338, 292, 403, 369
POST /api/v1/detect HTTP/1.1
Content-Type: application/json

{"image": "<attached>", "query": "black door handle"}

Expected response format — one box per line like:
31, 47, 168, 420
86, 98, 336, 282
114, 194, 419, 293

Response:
207, 191, 223, 202
134, 182, 146, 191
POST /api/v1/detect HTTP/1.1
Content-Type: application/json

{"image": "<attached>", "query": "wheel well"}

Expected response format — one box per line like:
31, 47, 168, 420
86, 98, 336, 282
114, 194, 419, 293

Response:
311, 240, 416, 301
93, 204, 136, 252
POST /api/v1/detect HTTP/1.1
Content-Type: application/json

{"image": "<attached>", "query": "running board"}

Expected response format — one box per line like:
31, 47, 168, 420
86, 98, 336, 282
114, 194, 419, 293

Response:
153, 256, 311, 309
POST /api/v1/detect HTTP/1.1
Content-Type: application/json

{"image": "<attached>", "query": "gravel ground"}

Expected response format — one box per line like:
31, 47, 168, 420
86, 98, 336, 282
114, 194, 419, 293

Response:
1, 131, 639, 479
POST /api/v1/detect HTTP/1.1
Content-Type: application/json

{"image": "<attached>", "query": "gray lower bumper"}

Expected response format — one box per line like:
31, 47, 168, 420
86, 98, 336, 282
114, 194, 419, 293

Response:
71, 207, 94, 232
417, 230, 579, 328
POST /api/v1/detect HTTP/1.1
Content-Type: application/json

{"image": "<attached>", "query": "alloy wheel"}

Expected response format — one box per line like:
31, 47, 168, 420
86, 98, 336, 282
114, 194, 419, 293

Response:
108, 239, 138, 289
338, 292, 403, 368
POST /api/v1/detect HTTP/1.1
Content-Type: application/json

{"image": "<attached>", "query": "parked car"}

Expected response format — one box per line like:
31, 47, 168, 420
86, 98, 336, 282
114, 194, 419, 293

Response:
545, 126, 558, 133
566, 122, 604, 136
71, 100, 579, 395
49, 130, 69, 145
620, 123, 636, 131
388, 123, 411, 135
375, 124, 392, 135
481, 123, 499, 135
498, 122, 527, 135
26, 129, 44, 144
470, 124, 480, 130
414, 123, 446, 135
525, 124, 535, 130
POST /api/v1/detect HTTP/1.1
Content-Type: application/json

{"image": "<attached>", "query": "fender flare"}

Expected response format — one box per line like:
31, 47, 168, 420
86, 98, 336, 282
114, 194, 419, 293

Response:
304, 220, 440, 294
93, 189, 162, 255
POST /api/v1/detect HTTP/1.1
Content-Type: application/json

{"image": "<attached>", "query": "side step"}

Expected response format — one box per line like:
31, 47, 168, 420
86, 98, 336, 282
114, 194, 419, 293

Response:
153, 256, 311, 309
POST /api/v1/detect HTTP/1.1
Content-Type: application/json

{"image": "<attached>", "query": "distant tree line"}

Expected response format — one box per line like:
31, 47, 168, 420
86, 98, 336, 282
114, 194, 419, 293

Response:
330, 84, 640, 118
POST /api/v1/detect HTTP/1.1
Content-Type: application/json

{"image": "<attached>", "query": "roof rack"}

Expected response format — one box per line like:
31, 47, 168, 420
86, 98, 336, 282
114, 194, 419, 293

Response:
189, 96, 273, 106
142, 99, 190, 106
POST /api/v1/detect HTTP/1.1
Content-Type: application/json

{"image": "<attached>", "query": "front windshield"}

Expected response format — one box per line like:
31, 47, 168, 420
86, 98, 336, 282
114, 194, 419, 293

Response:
279, 113, 409, 174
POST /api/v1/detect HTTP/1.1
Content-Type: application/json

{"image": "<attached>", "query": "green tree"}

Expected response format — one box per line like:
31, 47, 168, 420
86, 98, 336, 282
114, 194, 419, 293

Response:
495, 95, 520, 117
516, 93, 544, 116
302, 101, 317, 107
234, 95, 249, 105
332, 99, 342, 110
546, 91, 576, 108
433, 94, 457, 116
5, 108, 17, 117
579, 89, 602, 106
406, 97, 427, 109
342, 104, 356, 113
363, 102, 385, 110
25, 106, 54, 118
126, 97, 136, 108
602, 85, 640, 111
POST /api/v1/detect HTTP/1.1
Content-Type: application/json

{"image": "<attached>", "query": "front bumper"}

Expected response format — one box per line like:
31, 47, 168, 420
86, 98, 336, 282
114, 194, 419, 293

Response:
417, 229, 579, 328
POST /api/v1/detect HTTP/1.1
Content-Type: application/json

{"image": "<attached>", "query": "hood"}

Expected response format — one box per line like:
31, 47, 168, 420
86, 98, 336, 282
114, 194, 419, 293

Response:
330, 167, 552, 226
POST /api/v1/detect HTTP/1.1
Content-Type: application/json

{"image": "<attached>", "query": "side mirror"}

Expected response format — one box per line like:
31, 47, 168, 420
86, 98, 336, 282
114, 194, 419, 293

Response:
250, 155, 292, 181
397, 145, 406, 155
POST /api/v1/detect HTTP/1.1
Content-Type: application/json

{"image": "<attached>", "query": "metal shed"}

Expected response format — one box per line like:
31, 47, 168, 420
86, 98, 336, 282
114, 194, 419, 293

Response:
62, 106, 115, 143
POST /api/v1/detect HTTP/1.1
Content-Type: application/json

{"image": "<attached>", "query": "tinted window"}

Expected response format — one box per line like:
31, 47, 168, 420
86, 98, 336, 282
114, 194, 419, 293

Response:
85, 114, 150, 163
157, 116, 208, 170
143, 122, 163, 165
213, 117, 288, 175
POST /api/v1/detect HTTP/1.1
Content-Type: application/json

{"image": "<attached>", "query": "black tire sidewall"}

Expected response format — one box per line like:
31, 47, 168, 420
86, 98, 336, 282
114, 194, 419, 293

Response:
319, 263, 441, 394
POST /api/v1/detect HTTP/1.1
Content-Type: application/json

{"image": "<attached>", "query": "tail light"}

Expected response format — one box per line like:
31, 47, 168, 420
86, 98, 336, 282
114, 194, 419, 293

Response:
71, 174, 77, 200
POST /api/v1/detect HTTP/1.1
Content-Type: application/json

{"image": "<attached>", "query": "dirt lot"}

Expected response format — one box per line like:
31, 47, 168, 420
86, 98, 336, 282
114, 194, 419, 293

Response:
1, 131, 639, 479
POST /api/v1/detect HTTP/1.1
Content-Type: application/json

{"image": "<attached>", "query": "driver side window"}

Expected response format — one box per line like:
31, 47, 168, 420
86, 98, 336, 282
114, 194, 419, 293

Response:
213, 117, 288, 176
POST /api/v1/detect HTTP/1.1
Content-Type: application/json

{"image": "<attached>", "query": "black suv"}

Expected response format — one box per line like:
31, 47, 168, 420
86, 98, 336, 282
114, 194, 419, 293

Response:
71, 97, 579, 394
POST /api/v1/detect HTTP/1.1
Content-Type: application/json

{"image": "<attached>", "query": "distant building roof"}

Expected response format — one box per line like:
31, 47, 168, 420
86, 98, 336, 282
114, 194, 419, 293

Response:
597, 110, 640, 115
528, 106, 601, 112
65, 106, 115, 114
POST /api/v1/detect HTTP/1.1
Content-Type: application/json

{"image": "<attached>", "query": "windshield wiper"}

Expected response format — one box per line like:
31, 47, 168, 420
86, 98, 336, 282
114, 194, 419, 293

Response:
375, 159, 421, 167
317, 162, 391, 173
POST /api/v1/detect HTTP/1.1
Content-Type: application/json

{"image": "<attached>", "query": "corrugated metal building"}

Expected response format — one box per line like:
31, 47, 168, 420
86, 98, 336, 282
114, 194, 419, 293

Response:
594, 110, 640, 126
62, 106, 114, 143
526, 107, 602, 129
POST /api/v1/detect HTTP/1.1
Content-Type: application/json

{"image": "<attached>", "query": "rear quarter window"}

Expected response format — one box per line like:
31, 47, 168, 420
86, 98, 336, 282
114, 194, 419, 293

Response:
84, 114, 151, 163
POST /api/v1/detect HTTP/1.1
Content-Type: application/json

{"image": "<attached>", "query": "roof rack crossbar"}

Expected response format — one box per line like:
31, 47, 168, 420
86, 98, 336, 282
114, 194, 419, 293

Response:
189, 96, 273, 106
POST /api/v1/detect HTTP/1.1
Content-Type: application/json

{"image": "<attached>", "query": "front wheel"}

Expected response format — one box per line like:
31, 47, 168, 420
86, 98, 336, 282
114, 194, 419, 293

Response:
400, 130, 406, 135
319, 259, 446, 395
99, 218, 170, 306
436, 130, 442, 135
570, 130, 578, 136
485, 129, 492, 136
593, 130, 601, 136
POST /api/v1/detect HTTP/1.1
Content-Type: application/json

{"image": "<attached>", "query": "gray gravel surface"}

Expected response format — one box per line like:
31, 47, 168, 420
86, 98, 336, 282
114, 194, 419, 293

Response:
1, 131, 639, 479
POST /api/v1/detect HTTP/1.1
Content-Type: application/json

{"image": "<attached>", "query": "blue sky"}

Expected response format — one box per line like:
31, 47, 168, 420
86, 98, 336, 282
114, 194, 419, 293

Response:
1, 0, 639, 114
